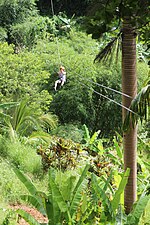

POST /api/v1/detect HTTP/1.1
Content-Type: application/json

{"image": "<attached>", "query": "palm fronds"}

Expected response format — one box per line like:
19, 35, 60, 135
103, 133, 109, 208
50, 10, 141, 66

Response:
39, 113, 58, 130
94, 31, 121, 63
0, 102, 19, 110
123, 84, 150, 131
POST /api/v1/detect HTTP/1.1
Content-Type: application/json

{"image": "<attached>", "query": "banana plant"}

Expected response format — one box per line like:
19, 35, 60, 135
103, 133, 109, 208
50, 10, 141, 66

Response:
82, 124, 103, 154
90, 169, 150, 224
11, 164, 90, 225
91, 168, 130, 224
125, 193, 150, 225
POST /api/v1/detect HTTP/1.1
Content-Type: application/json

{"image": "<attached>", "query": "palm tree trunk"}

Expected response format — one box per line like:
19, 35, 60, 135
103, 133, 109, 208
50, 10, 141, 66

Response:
122, 18, 137, 214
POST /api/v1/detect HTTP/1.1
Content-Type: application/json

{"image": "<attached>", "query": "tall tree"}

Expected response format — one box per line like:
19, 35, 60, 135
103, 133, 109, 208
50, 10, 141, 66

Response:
84, 0, 149, 213
122, 18, 137, 213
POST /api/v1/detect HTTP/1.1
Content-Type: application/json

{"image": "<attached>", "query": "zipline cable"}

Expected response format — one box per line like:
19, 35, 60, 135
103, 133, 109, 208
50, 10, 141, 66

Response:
79, 81, 138, 115
82, 76, 132, 99
66, 67, 132, 99
49, 2, 135, 112
50, 0, 62, 65
65, 66, 136, 113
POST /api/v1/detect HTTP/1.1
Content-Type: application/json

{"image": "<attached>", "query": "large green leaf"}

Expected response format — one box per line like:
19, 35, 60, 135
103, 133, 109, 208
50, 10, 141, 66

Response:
70, 181, 85, 218
70, 164, 90, 217
61, 174, 76, 201
113, 137, 123, 159
90, 130, 100, 144
47, 170, 61, 224
83, 124, 90, 143
101, 175, 114, 194
103, 170, 113, 193
16, 209, 41, 225
111, 168, 130, 212
45, 198, 55, 224
72, 164, 90, 197
125, 195, 150, 225
91, 173, 114, 219
48, 169, 69, 224
13, 167, 37, 196
29, 131, 52, 143
49, 169, 68, 213
21, 195, 46, 216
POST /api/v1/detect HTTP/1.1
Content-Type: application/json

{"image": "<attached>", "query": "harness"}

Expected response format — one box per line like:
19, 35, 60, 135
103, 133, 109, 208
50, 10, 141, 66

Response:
58, 72, 66, 82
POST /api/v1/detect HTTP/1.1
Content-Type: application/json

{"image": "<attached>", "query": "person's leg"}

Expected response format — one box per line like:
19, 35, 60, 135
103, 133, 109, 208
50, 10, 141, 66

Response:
60, 76, 66, 87
61, 80, 65, 86
54, 80, 61, 90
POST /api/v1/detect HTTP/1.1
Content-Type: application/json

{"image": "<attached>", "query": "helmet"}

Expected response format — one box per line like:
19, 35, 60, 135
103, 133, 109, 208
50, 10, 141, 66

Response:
60, 66, 65, 70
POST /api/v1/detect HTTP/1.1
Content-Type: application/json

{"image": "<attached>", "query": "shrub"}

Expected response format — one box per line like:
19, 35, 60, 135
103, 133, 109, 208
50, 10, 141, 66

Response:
1, 139, 42, 175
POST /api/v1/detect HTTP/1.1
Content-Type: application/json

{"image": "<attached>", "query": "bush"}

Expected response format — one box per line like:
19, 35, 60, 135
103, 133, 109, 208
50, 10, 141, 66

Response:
50, 123, 84, 143
0, 157, 28, 203
0, 27, 7, 42
0, 42, 52, 111
10, 16, 56, 48
0, 138, 42, 175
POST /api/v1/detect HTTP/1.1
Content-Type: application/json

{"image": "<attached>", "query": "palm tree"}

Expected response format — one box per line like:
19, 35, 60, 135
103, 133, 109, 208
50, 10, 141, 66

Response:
0, 99, 58, 140
85, 0, 149, 213
122, 18, 137, 213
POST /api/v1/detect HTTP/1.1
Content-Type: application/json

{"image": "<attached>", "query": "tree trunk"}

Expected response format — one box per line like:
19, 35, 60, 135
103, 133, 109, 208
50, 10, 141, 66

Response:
122, 18, 137, 214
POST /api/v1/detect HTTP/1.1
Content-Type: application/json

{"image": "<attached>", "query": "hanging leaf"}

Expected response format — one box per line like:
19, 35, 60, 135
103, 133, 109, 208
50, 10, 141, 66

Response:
16, 209, 41, 225
21, 195, 46, 216
13, 167, 37, 196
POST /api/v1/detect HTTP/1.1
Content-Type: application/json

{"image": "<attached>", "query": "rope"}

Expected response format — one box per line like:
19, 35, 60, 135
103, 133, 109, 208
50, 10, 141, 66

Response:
64, 66, 137, 114
79, 74, 132, 99
80, 82, 138, 115
50, 0, 62, 65
66, 66, 132, 99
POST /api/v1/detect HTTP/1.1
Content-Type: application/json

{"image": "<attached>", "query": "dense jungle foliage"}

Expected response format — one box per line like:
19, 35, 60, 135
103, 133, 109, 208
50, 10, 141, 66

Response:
0, 0, 149, 224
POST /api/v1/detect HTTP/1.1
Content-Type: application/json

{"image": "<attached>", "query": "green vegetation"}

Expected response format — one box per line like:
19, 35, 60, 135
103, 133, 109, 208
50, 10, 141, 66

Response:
0, 0, 149, 224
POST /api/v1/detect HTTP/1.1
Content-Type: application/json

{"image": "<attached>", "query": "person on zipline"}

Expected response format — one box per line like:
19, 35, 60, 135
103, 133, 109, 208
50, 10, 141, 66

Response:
54, 66, 66, 91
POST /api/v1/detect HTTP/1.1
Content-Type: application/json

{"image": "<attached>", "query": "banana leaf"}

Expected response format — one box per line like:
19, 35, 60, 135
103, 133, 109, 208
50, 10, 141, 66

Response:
21, 195, 46, 216
111, 168, 130, 212
13, 167, 37, 196
91, 173, 114, 219
16, 209, 41, 225
125, 195, 150, 225
83, 124, 90, 143
48, 169, 69, 224
45, 197, 56, 225
49, 169, 68, 213
60, 174, 76, 201
70, 164, 90, 217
